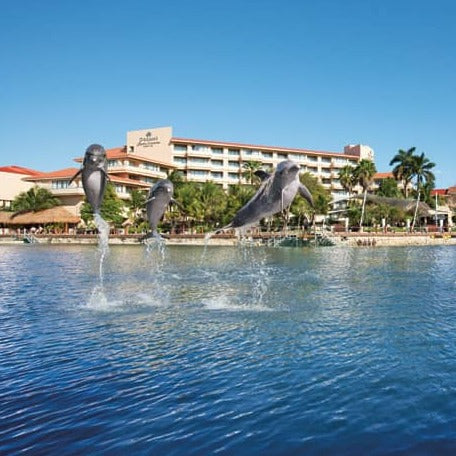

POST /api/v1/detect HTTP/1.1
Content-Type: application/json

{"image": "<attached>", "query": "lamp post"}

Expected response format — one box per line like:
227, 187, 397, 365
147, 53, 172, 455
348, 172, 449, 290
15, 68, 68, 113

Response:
435, 193, 438, 229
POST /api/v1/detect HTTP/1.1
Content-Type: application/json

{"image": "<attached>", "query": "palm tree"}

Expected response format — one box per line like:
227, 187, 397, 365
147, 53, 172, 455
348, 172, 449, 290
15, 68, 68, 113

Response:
410, 152, 435, 231
338, 165, 356, 204
11, 186, 60, 215
126, 189, 147, 228
241, 160, 262, 185
389, 147, 415, 198
353, 159, 377, 229
167, 170, 185, 189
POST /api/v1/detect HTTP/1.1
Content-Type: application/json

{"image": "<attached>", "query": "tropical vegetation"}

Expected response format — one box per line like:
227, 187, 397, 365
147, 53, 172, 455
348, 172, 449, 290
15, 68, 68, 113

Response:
338, 147, 437, 231
11, 186, 60, 214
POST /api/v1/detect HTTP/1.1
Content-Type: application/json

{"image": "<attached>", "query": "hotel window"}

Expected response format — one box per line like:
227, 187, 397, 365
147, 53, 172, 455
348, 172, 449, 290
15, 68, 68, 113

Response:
332, 158, 348, 166
228, 161, 239, 168
277, 153, 288, 159
307, 156, 318, 163
115, 184, 124, 193
141, 163, 160, 171
321, 157, 331, 163
174, 144, 187, 152
189, 157, 210, 164
261, 152, 272, 158
142, 177, 154, 183
173, 157, 187, 164
228, 172, 239, 179
211, 160, 223, 167
308, 167, 318, 173
51, 180, 69, 189
244, 149, 260, 157
211, 147, 223, 154
188, 170, 209, 177
192, 144, 209, 152
211, 172, 223, 179
228, 149, 240, 156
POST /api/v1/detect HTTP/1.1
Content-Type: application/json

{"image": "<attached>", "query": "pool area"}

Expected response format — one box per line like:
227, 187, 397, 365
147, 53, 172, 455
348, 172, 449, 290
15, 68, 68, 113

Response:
1, 244, 456, 455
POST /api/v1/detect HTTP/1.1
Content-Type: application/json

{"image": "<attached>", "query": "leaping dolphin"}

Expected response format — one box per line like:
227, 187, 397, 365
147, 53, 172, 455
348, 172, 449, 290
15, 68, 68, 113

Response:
145, 179, 183, 239
218, 160, 313, 232
69, 144, 109, 214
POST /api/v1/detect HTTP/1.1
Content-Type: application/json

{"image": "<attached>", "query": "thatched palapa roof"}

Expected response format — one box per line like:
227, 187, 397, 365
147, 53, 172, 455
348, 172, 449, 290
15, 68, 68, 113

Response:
0, 207, 80, 225
364, 195, 431, 214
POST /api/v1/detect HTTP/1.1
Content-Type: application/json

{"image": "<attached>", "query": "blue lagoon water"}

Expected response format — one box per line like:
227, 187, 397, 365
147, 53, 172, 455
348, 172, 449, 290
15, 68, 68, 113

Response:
1, 244, 456, 455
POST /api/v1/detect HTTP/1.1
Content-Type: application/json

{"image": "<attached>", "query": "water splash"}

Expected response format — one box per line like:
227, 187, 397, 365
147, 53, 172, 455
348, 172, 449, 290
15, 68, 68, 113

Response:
144, 236, 166, 262
94, 213, 110, 284
86, 284, 110, 311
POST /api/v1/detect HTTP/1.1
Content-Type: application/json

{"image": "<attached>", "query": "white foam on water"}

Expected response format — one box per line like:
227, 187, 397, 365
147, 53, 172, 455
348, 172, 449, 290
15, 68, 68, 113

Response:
85, 285, 121, 312
202, 295, 273, 312
84, 279, 172, 312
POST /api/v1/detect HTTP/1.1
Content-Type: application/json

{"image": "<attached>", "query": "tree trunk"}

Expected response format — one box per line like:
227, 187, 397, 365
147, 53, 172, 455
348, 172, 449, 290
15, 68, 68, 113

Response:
411, 189, 421, 232
359, 189, 367, 230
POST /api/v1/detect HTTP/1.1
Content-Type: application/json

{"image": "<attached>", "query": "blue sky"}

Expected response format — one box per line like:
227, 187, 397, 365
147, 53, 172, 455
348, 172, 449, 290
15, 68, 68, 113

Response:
1, 0, 455, 187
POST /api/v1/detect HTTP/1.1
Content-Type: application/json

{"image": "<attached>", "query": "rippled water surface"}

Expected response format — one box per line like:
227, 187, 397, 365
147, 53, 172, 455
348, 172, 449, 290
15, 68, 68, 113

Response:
1, 244, 456, 455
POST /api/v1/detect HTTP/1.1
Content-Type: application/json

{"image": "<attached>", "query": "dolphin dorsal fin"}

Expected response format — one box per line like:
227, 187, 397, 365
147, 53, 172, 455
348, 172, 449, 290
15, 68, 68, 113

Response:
254, 170, 270, 182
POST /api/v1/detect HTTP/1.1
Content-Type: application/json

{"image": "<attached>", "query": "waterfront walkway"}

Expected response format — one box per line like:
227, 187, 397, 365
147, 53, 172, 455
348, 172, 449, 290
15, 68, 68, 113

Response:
1, 231, 455, 247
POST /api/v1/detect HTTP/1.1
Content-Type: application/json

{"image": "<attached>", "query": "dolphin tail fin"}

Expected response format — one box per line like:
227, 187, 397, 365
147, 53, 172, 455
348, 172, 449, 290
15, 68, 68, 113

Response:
142, 230, 167, 242
203, 223, 232, 243
68, 168, 83, 185
215, 222, 233, 235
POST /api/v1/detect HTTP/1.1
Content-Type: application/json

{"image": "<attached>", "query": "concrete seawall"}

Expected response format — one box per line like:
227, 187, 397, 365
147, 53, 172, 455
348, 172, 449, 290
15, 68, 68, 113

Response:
1, 233, 455, 247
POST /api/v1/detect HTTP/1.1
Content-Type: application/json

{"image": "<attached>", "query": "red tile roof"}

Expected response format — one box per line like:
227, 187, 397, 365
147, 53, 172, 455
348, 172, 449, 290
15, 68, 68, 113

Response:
24, 167, 80, 181
374, 172, 394, 179
0, 165, 42, 176
171, 137, 359, 158
431, 189, 448, 196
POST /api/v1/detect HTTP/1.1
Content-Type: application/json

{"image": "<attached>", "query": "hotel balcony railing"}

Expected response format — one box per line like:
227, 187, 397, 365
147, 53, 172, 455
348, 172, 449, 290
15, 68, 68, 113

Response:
186, 161, 212, 170
49, 186, 85, 196
187, 149, 212, 158
108, 164, 167, 179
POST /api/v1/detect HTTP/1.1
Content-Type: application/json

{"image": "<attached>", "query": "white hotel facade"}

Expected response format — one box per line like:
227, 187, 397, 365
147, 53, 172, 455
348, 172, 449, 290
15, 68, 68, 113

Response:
127, 126, 374, 196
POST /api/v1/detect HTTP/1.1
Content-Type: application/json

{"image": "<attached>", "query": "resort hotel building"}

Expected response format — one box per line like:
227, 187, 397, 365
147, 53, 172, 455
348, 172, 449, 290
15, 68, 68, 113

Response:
1, 126, 375, 216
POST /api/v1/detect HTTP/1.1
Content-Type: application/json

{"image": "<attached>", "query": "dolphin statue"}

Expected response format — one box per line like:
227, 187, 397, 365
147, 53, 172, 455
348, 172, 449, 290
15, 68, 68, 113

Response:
145, 179, 184, 239
218, 160, 313, 233
69, 144, 109, 214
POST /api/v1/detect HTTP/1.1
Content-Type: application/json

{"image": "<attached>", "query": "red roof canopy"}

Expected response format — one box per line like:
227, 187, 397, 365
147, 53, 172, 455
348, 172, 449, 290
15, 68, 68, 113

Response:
0, 165, 42, 176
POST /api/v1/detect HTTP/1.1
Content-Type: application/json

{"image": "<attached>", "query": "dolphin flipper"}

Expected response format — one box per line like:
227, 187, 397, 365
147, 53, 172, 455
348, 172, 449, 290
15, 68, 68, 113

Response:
254, 170, 270, 182
68, 168, 83, 185
100, 168, 111, 182
298, 183, 314, 207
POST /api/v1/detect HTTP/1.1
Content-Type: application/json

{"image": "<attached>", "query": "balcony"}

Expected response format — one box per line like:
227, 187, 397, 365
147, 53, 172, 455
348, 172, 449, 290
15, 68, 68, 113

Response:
186, 161, 212, 170
108, 164, 167, 179
188, 146, 212, 158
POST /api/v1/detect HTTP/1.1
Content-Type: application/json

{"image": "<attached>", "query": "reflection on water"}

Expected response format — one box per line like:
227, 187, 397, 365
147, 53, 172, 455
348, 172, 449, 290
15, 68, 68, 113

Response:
1, 245, 456, 455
